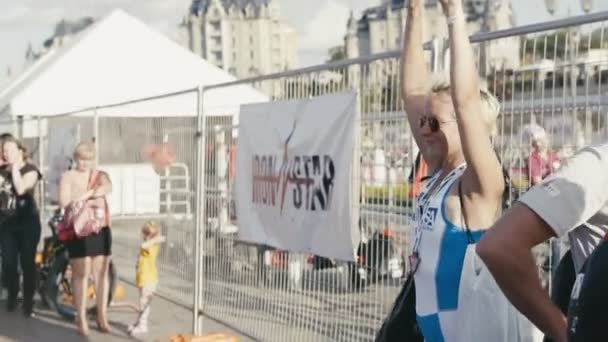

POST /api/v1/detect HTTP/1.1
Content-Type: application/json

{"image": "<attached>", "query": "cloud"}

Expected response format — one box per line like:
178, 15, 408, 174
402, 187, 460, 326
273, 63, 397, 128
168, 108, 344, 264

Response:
298, 1, 351, 52
281, 0, 378, 66
0, 0, 380, 70
0, 3, 64, 27
0, 0, 189, 29
0, 4, 30, 24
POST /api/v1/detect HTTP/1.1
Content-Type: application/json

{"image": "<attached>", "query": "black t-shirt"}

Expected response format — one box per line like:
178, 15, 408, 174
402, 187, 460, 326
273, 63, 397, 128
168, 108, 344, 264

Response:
0, 163, 42, 219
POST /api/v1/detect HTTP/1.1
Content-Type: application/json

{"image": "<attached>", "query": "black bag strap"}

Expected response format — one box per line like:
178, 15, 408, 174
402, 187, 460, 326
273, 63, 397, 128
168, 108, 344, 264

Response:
458, 179, 475, 244
408, 152, 422, 184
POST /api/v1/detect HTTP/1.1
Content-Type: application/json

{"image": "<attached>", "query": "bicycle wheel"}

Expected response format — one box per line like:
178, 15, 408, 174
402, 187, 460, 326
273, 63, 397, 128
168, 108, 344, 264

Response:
84, 260, 117, 317
44, 255, 118, 320
42, 250, 75, 320
107, 260, 117, 304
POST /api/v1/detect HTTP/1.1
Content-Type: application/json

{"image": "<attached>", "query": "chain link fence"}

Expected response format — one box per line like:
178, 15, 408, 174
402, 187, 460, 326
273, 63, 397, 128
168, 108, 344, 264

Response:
193, 12, 608, 341
7, 90, 202, 309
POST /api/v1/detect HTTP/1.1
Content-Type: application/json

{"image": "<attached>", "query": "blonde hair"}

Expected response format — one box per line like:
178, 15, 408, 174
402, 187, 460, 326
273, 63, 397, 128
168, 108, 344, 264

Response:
430, 75, 500, 138
73, 142, 96, 161
142, 220, 159, 239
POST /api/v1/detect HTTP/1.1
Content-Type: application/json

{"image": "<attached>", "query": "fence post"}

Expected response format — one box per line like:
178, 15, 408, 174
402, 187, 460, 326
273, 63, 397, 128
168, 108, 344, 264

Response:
429, 38, 439, 73
163, 134, 172, 213
193, 85, 207, 335
16, 116, 24, 139
93, 107, 100, 165
37, 116, 46, 224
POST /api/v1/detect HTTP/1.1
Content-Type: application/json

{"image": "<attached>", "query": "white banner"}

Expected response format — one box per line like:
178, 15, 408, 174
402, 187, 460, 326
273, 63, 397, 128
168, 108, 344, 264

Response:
235, 92, 359, 261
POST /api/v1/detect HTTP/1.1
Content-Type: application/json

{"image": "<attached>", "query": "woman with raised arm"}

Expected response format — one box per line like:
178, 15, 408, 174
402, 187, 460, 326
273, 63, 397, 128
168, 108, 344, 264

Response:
401, 0, 534, 340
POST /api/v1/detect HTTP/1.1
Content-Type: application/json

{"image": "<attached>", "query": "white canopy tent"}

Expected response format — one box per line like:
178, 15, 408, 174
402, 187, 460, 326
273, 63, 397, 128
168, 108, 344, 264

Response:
0, 9, 267, 214
0, 8, 268, 135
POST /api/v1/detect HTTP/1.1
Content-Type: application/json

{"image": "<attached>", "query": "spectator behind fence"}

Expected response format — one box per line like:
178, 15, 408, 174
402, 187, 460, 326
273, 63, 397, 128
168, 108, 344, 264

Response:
0, 136, 42, 317
522, 125, 566, 279
407, 151, 429, 200
58, 142, 112, 336
128, 220, 165, 336
523, 125, 560, 186
399, 0, 535, 339
0, 133, 15, 295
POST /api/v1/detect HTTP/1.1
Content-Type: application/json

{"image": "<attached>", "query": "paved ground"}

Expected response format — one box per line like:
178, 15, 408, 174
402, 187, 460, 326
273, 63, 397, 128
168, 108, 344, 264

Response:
109, 215, 552, 342
0, 280, 256, 342
109, 218, 404, 342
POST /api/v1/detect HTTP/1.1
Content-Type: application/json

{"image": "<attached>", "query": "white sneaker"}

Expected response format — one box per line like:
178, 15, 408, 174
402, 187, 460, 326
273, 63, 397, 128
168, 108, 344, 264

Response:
129, 325, 148, 335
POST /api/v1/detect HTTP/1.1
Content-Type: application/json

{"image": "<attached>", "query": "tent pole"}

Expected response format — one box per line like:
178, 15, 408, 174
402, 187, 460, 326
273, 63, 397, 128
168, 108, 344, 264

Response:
193, 85, 207, 335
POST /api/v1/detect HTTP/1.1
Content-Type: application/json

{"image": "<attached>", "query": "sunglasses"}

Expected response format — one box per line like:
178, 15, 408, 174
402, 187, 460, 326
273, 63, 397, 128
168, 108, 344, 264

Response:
419, 116, 457, 133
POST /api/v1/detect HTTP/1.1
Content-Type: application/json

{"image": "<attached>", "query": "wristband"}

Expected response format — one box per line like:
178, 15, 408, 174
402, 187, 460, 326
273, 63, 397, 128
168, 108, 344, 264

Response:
447, 14, 463, 26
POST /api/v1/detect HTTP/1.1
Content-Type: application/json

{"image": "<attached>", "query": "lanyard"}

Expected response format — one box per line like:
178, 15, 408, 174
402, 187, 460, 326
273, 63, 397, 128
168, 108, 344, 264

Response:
410, 164, 466, 272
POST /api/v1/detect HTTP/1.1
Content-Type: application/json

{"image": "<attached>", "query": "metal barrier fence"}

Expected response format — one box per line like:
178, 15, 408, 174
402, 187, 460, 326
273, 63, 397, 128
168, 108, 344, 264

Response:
1, 10, 607, 342
193, 11, 608, 342
4, 89, 202, 309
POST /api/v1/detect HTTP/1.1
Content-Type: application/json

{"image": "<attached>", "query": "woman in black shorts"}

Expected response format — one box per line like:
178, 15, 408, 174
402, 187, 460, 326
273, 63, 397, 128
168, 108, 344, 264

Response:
58, 142, 112, 335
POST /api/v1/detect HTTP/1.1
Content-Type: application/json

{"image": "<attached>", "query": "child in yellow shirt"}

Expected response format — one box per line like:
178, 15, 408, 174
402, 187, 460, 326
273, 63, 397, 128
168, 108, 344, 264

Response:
128, 220, 165, 336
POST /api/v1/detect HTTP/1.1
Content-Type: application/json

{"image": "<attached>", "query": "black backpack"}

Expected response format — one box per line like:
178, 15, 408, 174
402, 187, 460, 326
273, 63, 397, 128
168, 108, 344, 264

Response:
567, 239, 608, 341
411, 150, 517, 210
496, 150, 518, 210
374, 274, 424, 342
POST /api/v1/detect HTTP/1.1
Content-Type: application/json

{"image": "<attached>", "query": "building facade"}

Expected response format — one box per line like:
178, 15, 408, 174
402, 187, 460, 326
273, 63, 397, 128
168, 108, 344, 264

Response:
345, 0, 520, 73
180, 0, 297, 80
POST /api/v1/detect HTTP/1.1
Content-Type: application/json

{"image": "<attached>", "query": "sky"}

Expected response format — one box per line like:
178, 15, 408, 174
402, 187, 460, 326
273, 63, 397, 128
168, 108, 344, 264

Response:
1, 0, 608, 77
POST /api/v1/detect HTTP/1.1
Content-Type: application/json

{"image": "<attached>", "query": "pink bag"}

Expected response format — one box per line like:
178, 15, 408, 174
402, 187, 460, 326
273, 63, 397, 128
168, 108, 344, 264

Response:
71, 170, 109, 238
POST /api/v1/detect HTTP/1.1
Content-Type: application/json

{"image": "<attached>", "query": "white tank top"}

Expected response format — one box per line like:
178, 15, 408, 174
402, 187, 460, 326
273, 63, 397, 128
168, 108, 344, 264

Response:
411, 163, 483, 340
411, 164, 537, 341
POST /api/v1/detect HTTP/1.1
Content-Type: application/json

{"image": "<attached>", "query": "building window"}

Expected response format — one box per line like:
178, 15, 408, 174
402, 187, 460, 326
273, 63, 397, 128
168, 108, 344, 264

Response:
233, 52, 236, 61
250, 51, 254, 59
380, 39, 385, 48
210, 21, 221, 34
249, 36, 253, 45
232, 37, 236, 47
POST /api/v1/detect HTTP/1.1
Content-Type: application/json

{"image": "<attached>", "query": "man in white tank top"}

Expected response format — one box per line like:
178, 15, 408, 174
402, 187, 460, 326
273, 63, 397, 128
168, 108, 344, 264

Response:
401, 0, 535, 340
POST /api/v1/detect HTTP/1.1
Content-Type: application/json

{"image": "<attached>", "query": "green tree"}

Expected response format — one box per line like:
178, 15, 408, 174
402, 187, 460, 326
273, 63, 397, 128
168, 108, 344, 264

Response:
522, 30, 569, 60
522, 29, 608, 61
327, 46, 346, 63
580, 28, 608, 50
